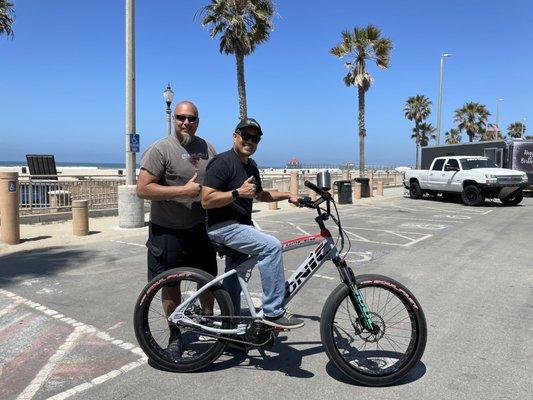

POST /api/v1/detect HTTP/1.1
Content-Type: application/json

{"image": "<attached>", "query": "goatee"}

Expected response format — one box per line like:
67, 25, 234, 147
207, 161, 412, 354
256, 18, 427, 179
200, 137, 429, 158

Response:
178, 132, 192, 146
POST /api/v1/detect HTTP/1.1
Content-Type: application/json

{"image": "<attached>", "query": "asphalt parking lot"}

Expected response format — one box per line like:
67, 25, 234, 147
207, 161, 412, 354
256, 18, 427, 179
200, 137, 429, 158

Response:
1, 193, 532, 400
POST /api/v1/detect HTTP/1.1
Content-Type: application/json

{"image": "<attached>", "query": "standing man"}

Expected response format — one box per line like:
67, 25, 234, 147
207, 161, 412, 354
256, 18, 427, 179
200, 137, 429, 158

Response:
201, 118, 305, 329
137, 100, 217, 354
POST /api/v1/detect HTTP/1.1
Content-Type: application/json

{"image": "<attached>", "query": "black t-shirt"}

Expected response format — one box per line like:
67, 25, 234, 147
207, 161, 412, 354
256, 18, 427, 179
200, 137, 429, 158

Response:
203, 149, 263, 227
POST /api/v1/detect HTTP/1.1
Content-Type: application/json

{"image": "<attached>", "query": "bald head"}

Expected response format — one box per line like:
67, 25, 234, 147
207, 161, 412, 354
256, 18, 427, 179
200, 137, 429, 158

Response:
173, 100, 200, 146
174, 101, 198, 117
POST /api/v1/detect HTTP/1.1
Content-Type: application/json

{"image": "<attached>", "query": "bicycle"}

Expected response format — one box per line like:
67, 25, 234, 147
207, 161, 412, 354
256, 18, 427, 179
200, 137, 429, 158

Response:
133, 181, 427, 386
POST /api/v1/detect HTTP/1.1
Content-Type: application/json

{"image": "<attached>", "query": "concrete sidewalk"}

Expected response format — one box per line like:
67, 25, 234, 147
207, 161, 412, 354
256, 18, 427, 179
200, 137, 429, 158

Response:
0, 187, 405, 255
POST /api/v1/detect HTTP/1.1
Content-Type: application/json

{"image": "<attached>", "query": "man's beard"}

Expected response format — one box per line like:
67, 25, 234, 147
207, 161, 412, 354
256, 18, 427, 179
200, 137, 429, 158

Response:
178, 131, 192, 146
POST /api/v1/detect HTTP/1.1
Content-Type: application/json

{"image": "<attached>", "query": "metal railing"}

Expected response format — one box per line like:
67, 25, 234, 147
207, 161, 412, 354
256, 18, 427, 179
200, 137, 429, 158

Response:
260, 170, 405, 193
19, 175, 126, 214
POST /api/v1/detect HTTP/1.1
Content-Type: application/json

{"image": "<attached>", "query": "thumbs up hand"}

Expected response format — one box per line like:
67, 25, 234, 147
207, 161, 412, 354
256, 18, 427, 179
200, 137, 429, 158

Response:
237, 176, 256, 198
182, 173, 202, 197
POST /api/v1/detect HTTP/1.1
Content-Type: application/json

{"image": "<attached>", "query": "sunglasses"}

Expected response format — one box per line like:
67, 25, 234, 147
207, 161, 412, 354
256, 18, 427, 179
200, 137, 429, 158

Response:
238, 131, 262, 144
175, 115, 198, 123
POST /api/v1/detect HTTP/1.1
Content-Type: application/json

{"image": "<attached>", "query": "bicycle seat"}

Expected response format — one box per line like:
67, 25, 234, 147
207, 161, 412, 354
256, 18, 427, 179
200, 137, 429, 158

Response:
211, 242, 249, 261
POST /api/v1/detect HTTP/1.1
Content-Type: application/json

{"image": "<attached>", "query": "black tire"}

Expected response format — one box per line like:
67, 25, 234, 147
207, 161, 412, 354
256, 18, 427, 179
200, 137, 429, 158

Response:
133, 267, 233, 372
500, 189, 523, 206
320, 274, 427, 386
461, 185, 484, 206
409, 182, 423, 199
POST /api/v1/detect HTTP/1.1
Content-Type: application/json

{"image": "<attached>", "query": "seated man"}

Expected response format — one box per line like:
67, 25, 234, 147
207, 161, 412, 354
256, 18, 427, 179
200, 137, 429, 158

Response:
201, 118, 304, 329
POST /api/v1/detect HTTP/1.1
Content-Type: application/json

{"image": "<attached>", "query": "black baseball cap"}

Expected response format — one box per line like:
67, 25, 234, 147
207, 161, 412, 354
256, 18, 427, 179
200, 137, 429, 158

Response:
235, 118, 263, 135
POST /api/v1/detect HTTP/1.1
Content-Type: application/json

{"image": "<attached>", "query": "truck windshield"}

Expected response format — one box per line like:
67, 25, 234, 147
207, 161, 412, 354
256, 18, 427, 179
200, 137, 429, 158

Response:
460, 159, 498, 170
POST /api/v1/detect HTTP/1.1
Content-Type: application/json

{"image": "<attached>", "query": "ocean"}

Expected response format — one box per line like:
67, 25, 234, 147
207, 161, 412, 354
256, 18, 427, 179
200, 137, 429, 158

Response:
0, 161, 129, 169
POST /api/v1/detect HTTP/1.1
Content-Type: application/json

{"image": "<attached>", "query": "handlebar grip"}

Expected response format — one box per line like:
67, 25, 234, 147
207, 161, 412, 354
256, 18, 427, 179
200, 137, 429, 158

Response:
304, 180, 323, 195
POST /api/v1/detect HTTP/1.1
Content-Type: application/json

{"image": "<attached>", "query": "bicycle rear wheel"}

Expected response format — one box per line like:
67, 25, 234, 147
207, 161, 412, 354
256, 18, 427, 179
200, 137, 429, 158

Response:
320, 274, 427, 386
134, 267, 233, 372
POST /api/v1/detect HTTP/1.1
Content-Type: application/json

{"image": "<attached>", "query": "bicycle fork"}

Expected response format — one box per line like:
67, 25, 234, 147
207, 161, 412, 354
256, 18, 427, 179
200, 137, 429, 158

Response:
334, 258, 380, 335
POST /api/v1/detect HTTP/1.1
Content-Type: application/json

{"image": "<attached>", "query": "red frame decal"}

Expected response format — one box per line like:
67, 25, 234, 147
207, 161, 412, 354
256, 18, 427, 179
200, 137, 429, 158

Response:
282, 230, 331, 249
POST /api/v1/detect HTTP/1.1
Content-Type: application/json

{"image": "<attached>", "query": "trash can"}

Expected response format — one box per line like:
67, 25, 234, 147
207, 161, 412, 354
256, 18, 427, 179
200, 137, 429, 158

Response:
334, 180, 353, 204
354, 178, 370, 198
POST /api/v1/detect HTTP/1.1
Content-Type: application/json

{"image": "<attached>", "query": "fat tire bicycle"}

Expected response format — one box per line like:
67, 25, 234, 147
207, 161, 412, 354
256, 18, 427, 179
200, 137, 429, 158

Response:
134, 181, 427, 386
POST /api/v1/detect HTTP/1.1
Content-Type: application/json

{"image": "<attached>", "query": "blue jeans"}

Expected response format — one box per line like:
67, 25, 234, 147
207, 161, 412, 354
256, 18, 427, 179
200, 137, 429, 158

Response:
207, 223, 286, 318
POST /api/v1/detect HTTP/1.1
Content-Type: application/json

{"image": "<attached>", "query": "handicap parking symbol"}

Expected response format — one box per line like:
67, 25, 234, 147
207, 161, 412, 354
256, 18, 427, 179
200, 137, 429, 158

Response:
8, 180, 16, 192
129, 134, 140, 153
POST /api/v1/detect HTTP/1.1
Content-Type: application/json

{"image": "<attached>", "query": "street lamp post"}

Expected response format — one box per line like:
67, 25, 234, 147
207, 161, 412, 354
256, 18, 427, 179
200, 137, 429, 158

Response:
163, 83, 174, 136
495, 98, 503, 140
436, 53, 452, 145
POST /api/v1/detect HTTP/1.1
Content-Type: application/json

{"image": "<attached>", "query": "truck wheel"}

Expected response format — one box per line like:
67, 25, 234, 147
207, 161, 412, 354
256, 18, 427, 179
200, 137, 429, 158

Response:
409, 182, 422, 199
461, 185, 484, 206
501, 189, 523, 206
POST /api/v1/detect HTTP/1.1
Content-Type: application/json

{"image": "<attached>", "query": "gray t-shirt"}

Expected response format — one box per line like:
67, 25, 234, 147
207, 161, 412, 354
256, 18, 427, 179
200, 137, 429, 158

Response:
140, 134, 216, 229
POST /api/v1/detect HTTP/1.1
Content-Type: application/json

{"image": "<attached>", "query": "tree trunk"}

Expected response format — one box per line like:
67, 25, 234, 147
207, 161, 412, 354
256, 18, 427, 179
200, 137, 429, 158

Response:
235, 52, 247, 119
416, 142, 420, 169
358, 86, 366, 178
414, 121, 420, 168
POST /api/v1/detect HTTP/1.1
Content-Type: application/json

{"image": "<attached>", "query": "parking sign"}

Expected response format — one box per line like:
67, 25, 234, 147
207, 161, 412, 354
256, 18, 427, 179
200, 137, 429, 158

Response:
129, 134, 140, 153
8, 180, 16, 192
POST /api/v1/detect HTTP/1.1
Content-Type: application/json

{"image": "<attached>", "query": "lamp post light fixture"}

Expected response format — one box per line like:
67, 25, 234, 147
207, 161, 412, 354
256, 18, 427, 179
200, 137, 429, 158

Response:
163, 83, 174, 136
436, 53, 452, 145
495, 98, 504, 140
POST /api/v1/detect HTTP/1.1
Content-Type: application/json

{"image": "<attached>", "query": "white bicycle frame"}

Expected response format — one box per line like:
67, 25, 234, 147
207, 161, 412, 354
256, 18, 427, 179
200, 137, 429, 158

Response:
168, 230, 339, 336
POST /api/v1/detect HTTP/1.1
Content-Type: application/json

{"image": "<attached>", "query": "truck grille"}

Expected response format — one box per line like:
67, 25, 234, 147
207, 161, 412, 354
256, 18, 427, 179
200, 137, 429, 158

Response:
496, 176, 522, 184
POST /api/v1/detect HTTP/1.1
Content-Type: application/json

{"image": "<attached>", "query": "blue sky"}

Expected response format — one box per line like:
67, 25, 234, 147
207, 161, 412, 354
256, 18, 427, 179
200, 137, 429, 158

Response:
1, 0, 532, 167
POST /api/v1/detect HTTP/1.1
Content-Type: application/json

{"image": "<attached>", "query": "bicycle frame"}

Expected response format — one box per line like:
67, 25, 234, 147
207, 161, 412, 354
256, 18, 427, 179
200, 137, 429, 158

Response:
168, 229, 340, 336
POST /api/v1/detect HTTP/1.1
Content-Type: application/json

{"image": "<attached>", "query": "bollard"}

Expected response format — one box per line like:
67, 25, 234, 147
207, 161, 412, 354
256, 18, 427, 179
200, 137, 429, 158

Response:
72, 200, 89, 236
368, 170, 374, 197
354, 182, 362, 200
290, 172, 299, 197
0, 172, 20, 245
377, 181, 384, 196
266, 188, 278, 210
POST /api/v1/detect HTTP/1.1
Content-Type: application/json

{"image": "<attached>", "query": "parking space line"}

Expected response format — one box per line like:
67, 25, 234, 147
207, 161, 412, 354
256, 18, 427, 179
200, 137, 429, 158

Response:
252, 220, 262, 231
384, 230, 416, 241
17, 326, 86, 400
0, 289, 147, 400
409, 205, 493, 215
341, 229, 371, 242
109, 240, 145, 248
287, 222, 311, 236
338, 214, 467, 224
404, 234, 433, 247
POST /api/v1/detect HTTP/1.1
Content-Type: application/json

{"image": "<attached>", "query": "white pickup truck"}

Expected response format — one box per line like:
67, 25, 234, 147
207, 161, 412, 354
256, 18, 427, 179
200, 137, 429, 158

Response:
404, 156, 528, 206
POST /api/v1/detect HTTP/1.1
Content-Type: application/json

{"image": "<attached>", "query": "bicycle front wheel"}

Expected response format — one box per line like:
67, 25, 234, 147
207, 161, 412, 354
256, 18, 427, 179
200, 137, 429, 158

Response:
134, 267, 233, 372
320, 274, 427, 386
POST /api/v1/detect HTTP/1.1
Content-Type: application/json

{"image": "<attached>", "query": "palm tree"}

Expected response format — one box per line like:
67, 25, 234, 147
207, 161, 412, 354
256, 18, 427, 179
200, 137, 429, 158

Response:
454, 102, 491, 142
0, 0, 15, 38
507, 122, 526, 138
404, 95, 431, 168
330, 25, 392, 177
201, 0, 274, 119
411, 122, 436, 168
445, 128, 462, 144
